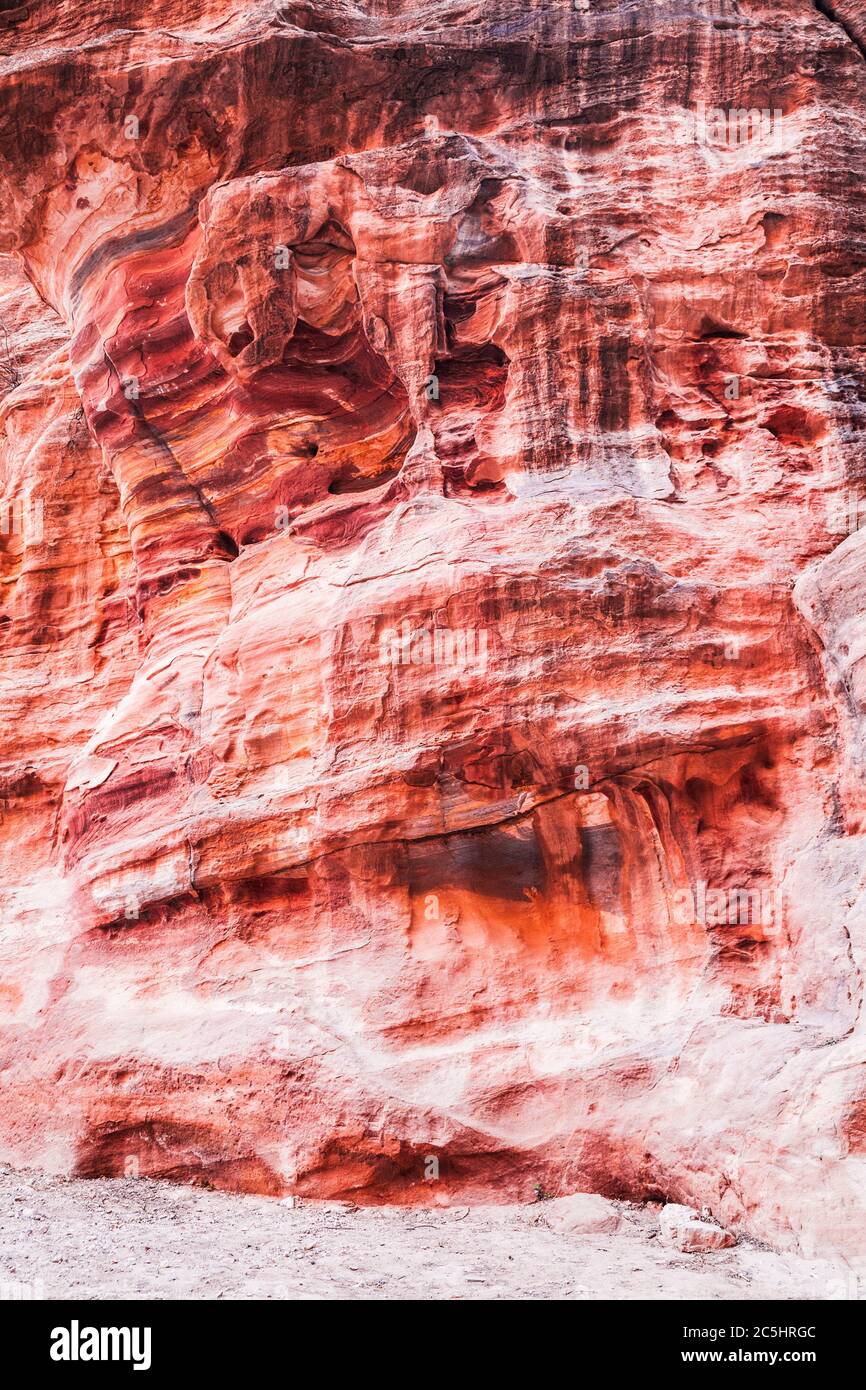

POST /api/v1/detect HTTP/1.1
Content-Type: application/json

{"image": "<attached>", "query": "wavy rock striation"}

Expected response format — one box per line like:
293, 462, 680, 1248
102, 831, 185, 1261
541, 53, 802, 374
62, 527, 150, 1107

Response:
0, 0, 865, 1259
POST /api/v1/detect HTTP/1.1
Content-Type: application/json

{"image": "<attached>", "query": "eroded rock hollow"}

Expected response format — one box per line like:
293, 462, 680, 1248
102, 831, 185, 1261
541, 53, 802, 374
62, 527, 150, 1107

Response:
1, 0, 865, 1260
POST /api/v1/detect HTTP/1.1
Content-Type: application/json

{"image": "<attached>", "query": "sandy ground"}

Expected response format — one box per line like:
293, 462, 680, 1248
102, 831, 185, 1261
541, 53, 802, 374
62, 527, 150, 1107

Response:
0, 1166, 851, 1301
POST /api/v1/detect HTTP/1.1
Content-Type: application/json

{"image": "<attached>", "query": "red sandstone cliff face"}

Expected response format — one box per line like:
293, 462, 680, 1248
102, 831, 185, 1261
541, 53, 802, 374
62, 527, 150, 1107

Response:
0, 0, 865, 1261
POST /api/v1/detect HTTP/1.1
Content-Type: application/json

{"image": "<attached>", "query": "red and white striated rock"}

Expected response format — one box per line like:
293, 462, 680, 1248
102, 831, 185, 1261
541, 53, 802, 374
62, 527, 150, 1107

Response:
0, 0, 865, 1262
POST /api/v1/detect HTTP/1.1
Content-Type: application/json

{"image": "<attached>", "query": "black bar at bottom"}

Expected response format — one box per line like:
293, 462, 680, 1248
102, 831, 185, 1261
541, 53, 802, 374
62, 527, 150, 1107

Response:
0, 1296, 858, 1373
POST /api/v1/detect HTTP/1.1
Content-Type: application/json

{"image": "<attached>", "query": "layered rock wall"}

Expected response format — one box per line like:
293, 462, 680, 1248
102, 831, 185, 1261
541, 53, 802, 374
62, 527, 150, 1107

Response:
0, 0, 865, 1260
